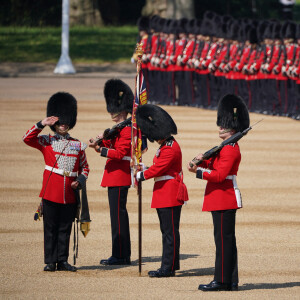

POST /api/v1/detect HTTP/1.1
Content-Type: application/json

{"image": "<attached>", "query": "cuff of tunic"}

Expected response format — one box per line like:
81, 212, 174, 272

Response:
196, 169, 203, 179
36, 121, 45, 129
100, 147, 108, 157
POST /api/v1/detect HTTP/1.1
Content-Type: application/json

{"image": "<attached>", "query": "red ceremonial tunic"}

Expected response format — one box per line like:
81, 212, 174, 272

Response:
173, 38, 187, 72
100, 125, 132, 187
232, 45, 251, 80
181, 39, 195, 70
142, 138, 188, 208
197, 143, 242, 212
23, 123, 89, 204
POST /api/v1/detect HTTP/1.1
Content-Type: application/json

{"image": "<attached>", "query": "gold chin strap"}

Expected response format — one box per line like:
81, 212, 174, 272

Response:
111, 112, 121, 119
220, 128, 233, 134
55, 124, 69, 134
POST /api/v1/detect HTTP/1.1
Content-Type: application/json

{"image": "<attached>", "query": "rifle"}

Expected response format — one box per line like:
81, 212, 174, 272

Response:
189, 119, 263, 167
90, 117, 132, 145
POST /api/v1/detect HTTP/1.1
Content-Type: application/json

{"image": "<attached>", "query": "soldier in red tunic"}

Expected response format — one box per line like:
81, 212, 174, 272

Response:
188, 94, 249, 291
23, 92, 90, 272
89, 79, 133, 265
135, 104, 188, 278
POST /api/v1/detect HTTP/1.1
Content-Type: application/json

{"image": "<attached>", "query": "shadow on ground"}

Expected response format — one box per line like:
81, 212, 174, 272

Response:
240, 282, 300, 291
78, 254, 200, 271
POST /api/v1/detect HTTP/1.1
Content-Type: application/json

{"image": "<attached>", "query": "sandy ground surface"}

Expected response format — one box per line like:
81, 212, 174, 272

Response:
0, 65, 300, 299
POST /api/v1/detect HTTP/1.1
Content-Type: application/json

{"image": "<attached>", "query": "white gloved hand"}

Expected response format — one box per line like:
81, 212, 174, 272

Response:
136, 171, 142, 181
139, 163, 146, 171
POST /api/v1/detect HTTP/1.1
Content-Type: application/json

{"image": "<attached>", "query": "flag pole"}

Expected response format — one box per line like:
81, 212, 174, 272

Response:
138, 179, 142, 275
136, 44, 143, 276
131, 43, 144, 276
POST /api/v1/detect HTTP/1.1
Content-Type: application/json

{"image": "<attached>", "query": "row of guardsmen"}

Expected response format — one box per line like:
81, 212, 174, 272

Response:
132, 11, 300, 120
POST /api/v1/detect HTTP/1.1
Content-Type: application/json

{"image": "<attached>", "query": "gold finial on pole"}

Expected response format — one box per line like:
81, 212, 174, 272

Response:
135, 42, 144, 57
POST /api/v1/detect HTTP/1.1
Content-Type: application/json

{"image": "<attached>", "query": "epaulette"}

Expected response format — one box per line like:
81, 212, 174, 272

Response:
165, 140, 174, 147
227, 143, 236, 147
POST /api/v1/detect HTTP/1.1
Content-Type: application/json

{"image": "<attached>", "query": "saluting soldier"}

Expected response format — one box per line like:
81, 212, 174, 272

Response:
23, 92, 89, 272
89, 79, 133, 265
135, 104, 188, 278
188, 94, 249, 291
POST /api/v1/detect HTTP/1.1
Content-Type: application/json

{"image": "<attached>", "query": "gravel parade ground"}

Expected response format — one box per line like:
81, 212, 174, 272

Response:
0, 67, 299, 299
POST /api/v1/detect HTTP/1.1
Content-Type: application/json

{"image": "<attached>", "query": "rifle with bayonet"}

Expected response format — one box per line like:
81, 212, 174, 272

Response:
189, 119, 263, 167
90, 117, 132, 145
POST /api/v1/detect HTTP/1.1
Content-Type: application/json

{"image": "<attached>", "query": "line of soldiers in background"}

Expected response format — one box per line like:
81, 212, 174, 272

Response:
132, 11, 300, 120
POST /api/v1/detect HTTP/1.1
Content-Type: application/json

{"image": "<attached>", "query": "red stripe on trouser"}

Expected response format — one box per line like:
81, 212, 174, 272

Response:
247, 81, 252, 109
190, 72, 195, 104
171, 208, 176, 272
118, 187, 121, 257
284, 80, 288, 114
221, 212, 224, 283
206, 76, 211, 106
276, 80, 282, 112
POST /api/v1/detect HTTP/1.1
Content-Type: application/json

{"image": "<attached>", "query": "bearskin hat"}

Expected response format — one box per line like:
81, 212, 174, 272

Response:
217, 94, 250, 133
136, 104, 177, 142
296, 23, 300, 40
282, 21, 296, 40
248, 26, 258, 45
228, 21, 239, 40
137, 16, 150, 33
47, 92, 77, 132
272, 22, 282, 40
178, 18, 188, 34
150, 15, 160, 32
104, 79, 134, 114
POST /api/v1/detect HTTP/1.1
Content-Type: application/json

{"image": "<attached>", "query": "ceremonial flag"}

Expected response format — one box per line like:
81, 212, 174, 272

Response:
131, 67, 148, 184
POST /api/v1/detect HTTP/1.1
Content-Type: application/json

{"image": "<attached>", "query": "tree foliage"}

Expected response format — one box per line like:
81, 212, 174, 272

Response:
0, 0, 298, 26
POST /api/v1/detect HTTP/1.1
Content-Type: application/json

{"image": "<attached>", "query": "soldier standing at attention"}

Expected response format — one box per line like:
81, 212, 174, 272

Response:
135, 104, 188, 278
23, 92, 89, 272
89, 79, 133, 266
188, 94, 249, 291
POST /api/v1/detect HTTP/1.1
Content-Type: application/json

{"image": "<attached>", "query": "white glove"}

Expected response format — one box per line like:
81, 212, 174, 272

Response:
136, 171, 142, 181
139, 163, 147, 171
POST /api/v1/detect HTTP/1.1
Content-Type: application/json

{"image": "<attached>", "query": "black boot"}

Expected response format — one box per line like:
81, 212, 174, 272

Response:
198, 280, 231, 291
100, 256, 131, 266
44, 263, 56, 272
57, 261, 77, 272
148, 268, 175, 278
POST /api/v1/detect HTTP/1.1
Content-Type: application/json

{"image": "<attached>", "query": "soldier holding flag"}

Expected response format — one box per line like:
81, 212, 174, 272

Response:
135, 104, 188, 278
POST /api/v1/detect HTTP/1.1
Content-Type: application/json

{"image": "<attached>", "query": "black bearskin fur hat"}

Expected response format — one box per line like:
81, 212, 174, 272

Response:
137, 16, 150, 33
282, 21, 296, 40
47, 92, 77, 132
217, 94, 249, 133
136, 104, 177, 142
104, 79, 134, 115
248, 26, 258, 45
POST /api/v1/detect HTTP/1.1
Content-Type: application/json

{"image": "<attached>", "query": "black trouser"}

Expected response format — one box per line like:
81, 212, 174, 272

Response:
108, 186, 131, 259
212, 209, 238, 284
156, 205, 182, 272
43, 199, 77, 264
167, 71, 176, 105
194, 73, 209, 108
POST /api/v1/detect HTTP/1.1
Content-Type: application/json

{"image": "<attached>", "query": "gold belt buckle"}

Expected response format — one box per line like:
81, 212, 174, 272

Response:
63, 170, 70, 177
